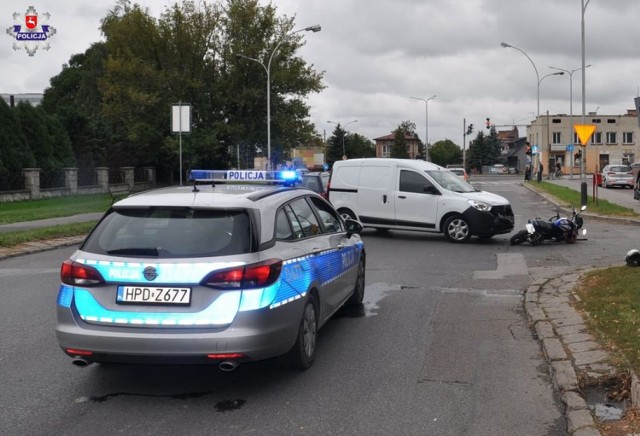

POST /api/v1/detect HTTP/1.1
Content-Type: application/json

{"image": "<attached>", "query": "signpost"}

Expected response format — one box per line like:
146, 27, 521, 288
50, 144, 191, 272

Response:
574, 124, 596, 181
171, 103, 191, 185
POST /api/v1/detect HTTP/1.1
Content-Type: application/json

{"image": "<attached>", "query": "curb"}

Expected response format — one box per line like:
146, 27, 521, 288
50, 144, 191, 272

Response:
525, 275, 607, 435
0, 235, 85, 260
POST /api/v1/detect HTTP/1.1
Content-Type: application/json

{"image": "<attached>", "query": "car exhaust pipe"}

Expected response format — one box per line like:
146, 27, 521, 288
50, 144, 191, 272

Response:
71, 357, 92, 367
218, 361, 240, 372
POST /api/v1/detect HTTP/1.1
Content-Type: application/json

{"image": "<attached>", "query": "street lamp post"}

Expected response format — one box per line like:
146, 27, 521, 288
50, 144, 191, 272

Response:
501, 42, 563, 176
236, 24, 321, 171
549, 64, 592, 179
327, 119, 358, 159
410, 96, 436, 161
581, 0, 592, 181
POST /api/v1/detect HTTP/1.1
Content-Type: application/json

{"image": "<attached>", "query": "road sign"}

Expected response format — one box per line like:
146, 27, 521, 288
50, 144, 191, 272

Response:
566, 143, 574, 152
574, 124, 596, 147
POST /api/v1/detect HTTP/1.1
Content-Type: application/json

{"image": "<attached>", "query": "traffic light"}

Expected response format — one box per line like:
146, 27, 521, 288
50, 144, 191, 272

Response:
486, 118, 491, 129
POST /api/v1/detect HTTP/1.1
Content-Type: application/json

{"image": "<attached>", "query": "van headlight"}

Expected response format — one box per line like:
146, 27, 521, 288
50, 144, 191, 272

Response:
468, 199, 492, 212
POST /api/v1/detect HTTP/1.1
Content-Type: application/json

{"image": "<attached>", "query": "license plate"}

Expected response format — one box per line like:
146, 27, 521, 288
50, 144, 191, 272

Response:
117, 286, 191, 305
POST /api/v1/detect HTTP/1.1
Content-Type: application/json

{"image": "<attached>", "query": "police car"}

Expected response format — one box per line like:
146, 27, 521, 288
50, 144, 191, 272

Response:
55, 169, 365, 371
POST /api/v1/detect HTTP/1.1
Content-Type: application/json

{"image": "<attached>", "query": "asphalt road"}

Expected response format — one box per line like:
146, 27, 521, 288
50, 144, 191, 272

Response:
1, 176, 638, 435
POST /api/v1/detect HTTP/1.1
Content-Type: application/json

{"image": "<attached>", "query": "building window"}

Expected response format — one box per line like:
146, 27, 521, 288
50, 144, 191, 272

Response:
606, 132, 617, 145
592, 132, 602, 144
552, 132, 562, 144
382, 144, 391, 158
572, 132, 579, 145
623, 132, 634, 144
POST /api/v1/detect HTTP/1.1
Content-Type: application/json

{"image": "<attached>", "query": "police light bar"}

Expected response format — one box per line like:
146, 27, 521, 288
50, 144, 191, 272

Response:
189, 169, 302, 185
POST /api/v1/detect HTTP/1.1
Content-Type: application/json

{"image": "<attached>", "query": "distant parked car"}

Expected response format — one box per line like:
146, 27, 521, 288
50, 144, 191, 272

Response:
600, 164, 634, 189
448, 168, 469, 182
301, 171, 330, 199
490, 164, 506, 174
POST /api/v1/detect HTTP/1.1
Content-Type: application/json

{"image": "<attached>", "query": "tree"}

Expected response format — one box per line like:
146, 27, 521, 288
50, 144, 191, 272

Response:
466, 127, 501, 173
347, 133, 375, 159
391, 120, 416, 159
429, 139, 462, 167
41, 42, 109, 168
326, 124, 347, 165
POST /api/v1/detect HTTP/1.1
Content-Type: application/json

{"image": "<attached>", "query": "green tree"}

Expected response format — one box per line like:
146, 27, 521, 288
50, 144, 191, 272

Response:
391, 120, 416, 159
0, 99, 33, 189
41, 42, 109, 168
326, 124, 347, 165
466, 127, 501, 173
429, 139, 462, 167
347, 133, 375, 159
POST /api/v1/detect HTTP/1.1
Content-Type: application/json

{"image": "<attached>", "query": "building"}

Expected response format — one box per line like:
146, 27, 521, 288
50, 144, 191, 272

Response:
1, 93, 43, 107
527, 109, 639, 176
373, 132, 422, 159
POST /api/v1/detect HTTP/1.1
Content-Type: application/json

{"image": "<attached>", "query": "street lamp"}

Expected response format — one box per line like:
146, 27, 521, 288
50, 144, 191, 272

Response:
501, 42, 563, 177
549, 64, 592, 179
327, 119, 358, 159
581, 0, 592, 181
410, 95, 436, 161
236, 24, 321, 170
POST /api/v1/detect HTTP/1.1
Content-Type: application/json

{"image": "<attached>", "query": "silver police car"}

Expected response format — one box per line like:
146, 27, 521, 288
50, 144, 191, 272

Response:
55, 169, 365, 371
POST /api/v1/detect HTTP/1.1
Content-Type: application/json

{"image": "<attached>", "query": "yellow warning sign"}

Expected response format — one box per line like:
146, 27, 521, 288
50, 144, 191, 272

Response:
574, 124, 596, 146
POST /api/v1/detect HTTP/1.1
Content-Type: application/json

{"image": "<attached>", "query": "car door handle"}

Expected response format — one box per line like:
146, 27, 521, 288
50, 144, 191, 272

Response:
398, 195, 406, 199
382, 195, 387, 203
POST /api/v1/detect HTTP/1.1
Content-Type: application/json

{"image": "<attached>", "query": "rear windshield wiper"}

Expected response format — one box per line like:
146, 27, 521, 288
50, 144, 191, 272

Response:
106, 247, 160, 256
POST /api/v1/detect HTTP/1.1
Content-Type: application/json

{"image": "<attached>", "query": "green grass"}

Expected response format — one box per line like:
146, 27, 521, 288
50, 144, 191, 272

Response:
0, 222, 98, 248
574, 266, 640, 374
0, 194, 110, 248
0, 194, 112, 224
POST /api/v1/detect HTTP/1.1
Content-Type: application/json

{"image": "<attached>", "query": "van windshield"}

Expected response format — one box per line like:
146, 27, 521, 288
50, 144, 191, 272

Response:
427, 170, 477, 193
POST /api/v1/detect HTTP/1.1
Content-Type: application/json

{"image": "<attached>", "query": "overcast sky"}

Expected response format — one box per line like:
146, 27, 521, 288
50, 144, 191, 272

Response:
3, 0, 640, 147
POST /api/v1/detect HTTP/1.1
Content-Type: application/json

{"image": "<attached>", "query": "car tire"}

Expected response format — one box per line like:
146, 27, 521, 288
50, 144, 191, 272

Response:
509, 230, 529, 245
339, 208, 357, 222
347, 255, 366, 306
443, 215, 471, 243
284, 295, 318, 370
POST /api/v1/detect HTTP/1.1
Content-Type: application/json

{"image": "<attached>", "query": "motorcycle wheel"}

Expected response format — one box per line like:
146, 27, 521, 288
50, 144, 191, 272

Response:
530, 233, 544, 246
509, 230, 529, 245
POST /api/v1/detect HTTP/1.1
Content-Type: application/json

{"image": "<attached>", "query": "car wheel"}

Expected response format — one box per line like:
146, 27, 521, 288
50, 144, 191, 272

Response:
284, 295, 318, 370
509, 230, 529, 245
347, 255, 366, 306
443, 215, 471, 243
339, 208, 357, 222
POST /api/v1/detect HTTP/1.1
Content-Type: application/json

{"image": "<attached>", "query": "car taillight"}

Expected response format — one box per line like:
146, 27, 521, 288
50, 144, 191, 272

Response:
201, 259, 283, 290
61, 259, 105, 286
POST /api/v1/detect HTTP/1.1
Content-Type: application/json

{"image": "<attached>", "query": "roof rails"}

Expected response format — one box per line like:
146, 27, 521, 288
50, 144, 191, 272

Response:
189, 169, 302, 190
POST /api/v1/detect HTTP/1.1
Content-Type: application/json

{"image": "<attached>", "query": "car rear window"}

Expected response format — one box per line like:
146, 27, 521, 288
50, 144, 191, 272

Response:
82, 208, 252, 258
610, 166, 631, 172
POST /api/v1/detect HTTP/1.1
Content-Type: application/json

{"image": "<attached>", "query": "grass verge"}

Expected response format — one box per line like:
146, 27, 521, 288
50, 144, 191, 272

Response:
574, 266, 640, 375
0, 222, 97, 248
0, 194, 111, 224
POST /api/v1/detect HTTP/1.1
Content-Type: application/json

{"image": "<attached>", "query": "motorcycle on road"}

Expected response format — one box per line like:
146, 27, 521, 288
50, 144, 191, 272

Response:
510, 205, 587, 246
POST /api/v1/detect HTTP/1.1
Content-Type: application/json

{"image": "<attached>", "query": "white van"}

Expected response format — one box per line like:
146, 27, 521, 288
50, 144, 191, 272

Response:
328, 158, 514, 242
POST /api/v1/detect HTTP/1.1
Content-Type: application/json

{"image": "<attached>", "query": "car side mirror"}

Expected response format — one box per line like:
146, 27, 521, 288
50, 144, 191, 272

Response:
344, 218, 363, 237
